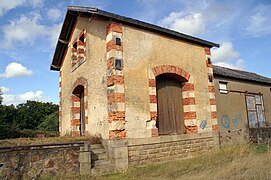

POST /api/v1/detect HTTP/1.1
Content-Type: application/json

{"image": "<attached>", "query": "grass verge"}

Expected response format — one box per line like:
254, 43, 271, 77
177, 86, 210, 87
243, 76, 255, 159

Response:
91, 144, 271, 180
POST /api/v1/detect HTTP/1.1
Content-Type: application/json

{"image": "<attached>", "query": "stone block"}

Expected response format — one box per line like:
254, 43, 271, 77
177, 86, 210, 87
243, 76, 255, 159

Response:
109, 121, 126, 131
113, 158, 128, 170
146, 120, 157, 129
44, 159, 54, 168
113, 147, 128, 159
149, 149, 159, 154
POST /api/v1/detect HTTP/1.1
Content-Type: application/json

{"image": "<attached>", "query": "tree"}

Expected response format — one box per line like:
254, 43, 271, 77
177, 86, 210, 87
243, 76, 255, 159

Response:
15, 101, 58, 130
0, 88, 3, 105
0, 100, 59, 139
0, 105, 20, 139
38, 111, 59, 132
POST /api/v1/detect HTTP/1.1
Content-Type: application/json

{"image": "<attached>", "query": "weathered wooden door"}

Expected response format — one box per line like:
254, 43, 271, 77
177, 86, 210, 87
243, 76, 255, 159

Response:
156, 75, 184, 135
80, 90, 85, 136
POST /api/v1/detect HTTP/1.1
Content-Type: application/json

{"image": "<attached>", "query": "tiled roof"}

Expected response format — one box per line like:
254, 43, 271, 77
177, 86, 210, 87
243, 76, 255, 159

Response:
213, 65, 271, 85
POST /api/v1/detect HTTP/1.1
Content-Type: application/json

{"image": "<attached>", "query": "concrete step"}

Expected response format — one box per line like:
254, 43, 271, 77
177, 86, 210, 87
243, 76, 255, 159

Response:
91, 144, 104, 149
91, 148, 106, 155
92, 159, 111, 167
91, 164, 115, 176
91, 152, 107, 161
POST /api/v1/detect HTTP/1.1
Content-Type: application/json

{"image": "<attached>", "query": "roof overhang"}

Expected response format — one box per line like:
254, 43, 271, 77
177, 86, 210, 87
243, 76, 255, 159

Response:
50, 6, 220, 71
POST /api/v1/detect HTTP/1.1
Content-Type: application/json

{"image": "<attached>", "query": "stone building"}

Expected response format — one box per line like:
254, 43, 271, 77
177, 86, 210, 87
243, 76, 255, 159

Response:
51, 6, 220, 139
50, 6, 271, 169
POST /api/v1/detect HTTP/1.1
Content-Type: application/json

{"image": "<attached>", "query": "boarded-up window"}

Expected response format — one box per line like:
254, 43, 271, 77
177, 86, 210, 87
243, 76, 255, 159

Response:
219, 82, 228, 93
246, 94, 266, 128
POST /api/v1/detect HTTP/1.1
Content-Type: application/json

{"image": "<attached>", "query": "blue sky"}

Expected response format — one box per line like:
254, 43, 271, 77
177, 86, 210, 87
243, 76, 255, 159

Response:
0, 0, 271, 105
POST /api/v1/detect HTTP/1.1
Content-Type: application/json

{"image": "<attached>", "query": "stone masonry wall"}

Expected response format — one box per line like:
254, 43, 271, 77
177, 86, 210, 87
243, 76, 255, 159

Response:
127, 133, 218, 165
219, 129, 249, 147
0, 142, 91, 179
249, 127, 271, 144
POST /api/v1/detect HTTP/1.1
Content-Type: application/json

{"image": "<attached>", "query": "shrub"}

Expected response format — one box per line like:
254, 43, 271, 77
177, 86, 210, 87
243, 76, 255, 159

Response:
19, 129, 36, 138
0, 124, 20, 139
38, 111, 59, 132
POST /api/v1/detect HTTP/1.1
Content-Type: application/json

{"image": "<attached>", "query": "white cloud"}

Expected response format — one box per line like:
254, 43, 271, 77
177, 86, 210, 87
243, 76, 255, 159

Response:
1, 13, 62, 48
245, 5, 271, 37
212, 42, 245, 70
0, 0, 44, 17
2, 13, 45, 48
0, 0, 26, 16
48, 23, 62, 47
159, 11, 205, 36
29, 0, 44, 8
215, 59, 245, 70
212, 42, 239, 63
0, 62, 33, 78
47, 8, 62, 22
0, 86, 11, 93
2, 90, 50, 105
69, 0, 109, 10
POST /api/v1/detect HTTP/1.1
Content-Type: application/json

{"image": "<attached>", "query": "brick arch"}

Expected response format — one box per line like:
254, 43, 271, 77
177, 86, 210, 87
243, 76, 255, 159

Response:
72, 77, 88, 92
152, 65, 190, 82
70, 77, 88, 136
148, 65, 197, 137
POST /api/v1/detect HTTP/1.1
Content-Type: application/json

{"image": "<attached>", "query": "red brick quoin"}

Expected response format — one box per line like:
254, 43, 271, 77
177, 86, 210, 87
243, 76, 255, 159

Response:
106, 22, 126, 140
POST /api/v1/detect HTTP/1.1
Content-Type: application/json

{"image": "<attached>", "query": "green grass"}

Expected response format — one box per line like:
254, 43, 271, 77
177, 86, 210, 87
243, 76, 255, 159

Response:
94, 144, 271, 180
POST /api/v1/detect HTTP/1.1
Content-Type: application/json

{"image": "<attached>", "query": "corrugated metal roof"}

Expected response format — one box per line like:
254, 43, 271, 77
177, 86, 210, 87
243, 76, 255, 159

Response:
50, 6, 219, 71
213, 65, 271, 85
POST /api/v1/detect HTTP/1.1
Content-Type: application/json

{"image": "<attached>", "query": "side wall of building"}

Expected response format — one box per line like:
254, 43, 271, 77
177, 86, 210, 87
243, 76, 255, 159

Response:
214, 77, 271, 144
60, 17, 109, 138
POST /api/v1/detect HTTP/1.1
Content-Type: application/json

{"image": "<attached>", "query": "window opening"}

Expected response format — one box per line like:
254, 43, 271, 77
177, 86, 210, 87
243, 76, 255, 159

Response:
207, 57, 211, 64
115, 37, 121, 45
114, 59, 122, 70
246, 94, 266, 128
208, 74, 213, 82
73, 42, 77, 49
219, 82, 228, 93
79, 34, 84, 43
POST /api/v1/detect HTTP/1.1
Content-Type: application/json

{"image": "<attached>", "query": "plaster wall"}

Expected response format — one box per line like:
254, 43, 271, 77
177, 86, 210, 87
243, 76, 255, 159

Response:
123, 25, 215, 138
214, 77, 271, 132
60, 17, 109, 138
60, 17, 218, 139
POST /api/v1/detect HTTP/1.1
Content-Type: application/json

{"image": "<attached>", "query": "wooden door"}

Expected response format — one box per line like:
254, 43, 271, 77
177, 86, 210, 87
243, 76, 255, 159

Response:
80, 90, 85, 136
156, 75, 184, 135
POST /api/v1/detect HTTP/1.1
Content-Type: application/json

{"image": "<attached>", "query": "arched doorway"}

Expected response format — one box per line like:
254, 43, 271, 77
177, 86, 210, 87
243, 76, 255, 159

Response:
72, 85, 86, 136
156, 74, 185, 135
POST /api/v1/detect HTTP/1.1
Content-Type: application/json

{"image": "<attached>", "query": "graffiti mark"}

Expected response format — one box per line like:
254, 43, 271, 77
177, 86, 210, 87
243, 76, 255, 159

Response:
233, 114, 242, 128
200, 120, 207, 129
221, 115, 230, 128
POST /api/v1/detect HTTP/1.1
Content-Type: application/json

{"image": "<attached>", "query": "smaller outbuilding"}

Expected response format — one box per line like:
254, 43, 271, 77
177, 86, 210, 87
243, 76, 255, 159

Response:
213, 65, 271, 144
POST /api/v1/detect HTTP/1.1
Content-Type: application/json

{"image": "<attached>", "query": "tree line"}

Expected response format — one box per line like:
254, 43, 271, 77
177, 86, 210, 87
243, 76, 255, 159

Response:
0, 88, 59, 139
